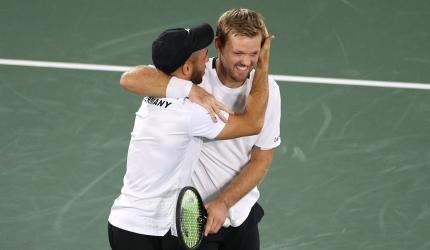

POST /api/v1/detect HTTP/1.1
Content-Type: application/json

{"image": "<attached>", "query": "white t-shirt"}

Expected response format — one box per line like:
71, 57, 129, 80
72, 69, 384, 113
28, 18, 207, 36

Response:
108, 96, 226, 236
191, 58, 282, 227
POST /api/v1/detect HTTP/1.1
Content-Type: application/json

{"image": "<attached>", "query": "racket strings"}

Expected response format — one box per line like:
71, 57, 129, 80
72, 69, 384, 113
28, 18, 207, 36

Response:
180, 191, 205, 248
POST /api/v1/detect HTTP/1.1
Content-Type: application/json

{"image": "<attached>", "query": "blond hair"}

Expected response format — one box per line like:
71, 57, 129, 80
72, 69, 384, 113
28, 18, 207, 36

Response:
216, 8, 267, 46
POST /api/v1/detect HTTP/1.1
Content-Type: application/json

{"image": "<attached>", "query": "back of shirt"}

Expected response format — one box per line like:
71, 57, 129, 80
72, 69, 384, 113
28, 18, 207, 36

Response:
125, 97, 196, 198
109, 96, 226, 236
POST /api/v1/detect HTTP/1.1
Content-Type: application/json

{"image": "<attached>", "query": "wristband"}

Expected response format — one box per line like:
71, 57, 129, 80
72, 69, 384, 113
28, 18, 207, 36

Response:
166, 76, 193, 98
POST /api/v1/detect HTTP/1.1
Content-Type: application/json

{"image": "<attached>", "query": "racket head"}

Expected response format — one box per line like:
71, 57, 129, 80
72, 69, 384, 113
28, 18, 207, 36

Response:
176, 186, 207, 250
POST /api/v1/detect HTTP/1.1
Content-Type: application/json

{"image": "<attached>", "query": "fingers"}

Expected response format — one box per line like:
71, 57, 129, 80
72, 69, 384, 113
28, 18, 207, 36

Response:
188, 85, 231, 123
209, 110, 218, 123
263, 26, 269, 38
215, 111, 227, 123
204, 213, 223, 236
213, 102, 233, 123
201, 103, 216, 123
262, 34, 274, 49
204, 215, 213, 236
210, 220, 222, 234
203, 203, 218, 236
203, 200, 228, 236
205, 99, 233, 123
258, 34, 274, 67
207, 106, 221, 123
216, 102, 234, 114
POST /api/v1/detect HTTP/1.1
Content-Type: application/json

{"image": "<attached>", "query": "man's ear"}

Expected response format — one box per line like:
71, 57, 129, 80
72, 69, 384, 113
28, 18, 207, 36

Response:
214, 36, 222, 53
181, 60, 192, 76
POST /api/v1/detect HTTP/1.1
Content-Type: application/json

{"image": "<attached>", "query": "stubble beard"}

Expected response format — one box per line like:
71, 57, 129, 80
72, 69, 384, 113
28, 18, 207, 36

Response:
190, 68, 204, 85
219, 57, 251, 84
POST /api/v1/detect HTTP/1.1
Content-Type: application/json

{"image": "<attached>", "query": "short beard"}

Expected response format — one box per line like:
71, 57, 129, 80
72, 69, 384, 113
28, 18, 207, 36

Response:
219, 56, 250, 83
190, 68, 204, 84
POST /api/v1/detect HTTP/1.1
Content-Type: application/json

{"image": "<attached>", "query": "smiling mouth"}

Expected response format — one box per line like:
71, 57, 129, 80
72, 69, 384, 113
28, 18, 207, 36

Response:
236, 65, 249, 72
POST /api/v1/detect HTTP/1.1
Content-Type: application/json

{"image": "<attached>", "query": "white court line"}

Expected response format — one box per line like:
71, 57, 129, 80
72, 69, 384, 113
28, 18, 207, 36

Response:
270, 74, 430, 90
1, 58, 430, 90
0, 58, 130, 72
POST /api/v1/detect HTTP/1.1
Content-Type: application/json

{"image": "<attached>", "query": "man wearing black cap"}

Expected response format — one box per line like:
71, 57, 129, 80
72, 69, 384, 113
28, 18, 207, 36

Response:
107, 23, 272, 250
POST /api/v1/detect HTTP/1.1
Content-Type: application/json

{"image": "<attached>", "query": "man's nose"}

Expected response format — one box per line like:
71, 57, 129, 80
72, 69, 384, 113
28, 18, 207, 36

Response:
240, 56, 252, 67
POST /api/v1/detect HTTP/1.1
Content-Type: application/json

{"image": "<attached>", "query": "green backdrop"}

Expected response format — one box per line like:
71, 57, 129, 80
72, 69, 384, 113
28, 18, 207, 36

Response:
1, 0, 429, 249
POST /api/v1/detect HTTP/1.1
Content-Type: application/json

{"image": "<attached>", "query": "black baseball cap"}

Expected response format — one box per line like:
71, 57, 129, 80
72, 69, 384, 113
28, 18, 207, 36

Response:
152, 23, 214, 74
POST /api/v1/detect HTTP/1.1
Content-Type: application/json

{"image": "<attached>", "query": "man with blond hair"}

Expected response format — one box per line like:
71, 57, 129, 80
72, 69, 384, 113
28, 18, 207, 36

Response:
120, 9, 281, 250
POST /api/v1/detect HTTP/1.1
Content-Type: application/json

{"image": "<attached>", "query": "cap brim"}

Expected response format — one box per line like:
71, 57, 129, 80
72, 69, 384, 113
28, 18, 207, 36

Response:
190, 23, 214, 53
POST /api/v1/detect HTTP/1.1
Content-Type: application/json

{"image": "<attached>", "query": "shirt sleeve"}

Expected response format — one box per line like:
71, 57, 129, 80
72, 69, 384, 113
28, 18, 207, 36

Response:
255, 77, 282, 149
188, 104, 228, 139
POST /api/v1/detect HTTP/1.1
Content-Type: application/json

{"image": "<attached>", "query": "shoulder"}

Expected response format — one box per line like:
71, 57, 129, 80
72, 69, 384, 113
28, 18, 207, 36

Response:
268, 76, 281, 96
182, 99, 209, 114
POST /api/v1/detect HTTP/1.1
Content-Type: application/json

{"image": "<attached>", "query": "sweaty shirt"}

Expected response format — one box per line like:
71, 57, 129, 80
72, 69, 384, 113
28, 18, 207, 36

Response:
191, 58, 282, 227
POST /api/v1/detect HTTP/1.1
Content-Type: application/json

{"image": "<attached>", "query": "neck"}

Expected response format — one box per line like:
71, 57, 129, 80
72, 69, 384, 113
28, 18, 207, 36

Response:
215, 58, 246, 88
171, 69, 188, 82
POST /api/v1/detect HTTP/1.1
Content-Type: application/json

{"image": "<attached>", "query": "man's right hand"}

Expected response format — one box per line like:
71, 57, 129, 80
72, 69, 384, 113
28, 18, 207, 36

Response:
188, 85, 234, 123
257, 34, 274, 71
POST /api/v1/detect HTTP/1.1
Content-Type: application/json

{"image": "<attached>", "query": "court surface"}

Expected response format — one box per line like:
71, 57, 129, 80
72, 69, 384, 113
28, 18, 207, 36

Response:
1, 1, 430, 249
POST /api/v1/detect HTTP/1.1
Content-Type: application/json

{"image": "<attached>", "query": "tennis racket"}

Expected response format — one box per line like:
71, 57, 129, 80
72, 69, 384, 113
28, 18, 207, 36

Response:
176, 186, 207, 250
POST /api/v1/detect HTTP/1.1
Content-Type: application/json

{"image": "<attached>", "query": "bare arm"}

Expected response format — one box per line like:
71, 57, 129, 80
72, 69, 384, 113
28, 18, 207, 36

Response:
204, 147, 275, 235
120, 65, 170, 97
120, 66, 232, 122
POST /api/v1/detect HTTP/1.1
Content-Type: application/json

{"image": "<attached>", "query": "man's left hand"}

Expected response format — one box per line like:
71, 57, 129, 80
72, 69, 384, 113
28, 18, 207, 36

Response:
203, 198, 229, 236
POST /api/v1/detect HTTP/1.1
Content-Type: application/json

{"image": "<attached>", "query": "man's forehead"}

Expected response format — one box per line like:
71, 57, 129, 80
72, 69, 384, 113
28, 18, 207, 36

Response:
227, 34, 262, 50
229, 32, 262, 39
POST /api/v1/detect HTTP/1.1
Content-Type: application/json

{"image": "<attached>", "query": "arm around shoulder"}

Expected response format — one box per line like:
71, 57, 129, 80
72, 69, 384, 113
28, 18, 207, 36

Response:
119, 65, 170, 97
